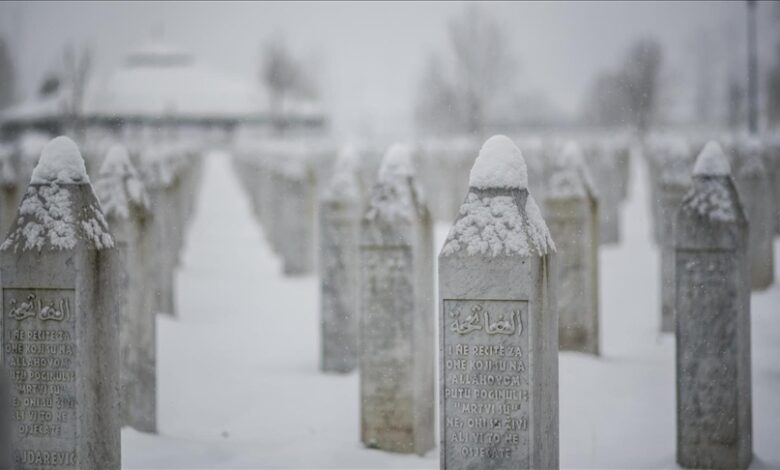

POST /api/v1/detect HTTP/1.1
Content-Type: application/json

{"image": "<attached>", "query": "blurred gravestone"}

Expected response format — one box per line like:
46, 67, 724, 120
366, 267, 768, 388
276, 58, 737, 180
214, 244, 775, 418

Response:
0, 143, 18, 242
439, 135, 558, 469
359, 144, 434, 455
544, 142, 599, 355
675, 142, 752, 470
734, 138, 774, 290
764, 137, 780, 234
0, 137, 121, 469
319, 146, 362, 373
0, 366, 11, 469
143, 153, 177, 316
657, 138, 692, 333
95, 145, 157, 433
583, 141, 621, 245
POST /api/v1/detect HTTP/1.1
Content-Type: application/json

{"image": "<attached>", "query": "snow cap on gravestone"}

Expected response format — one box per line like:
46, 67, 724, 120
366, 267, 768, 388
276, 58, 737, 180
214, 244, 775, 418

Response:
96, 144, 151, 220
30, 136, 90, 185
468, 135, 528, 189
693, 141, 731, 177
378, 143, 415, 182
325, 144, 361, 201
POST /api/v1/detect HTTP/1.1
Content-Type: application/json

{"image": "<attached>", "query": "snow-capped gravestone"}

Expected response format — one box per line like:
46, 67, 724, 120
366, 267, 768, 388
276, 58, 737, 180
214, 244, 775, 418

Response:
359, 144, 434, 455
734, 138, 774, 290
657, 139, 692, 333
95, 145, 156, 433
675, 142, 752, 470
544, 142, 599, 355
439, 135, 558, 470
319, 146, 362, 373
0, 137, 121, 469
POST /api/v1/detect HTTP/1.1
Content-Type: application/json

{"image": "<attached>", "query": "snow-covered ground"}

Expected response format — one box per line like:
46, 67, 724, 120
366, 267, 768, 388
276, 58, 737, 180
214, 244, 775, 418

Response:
122, 150, 780, 469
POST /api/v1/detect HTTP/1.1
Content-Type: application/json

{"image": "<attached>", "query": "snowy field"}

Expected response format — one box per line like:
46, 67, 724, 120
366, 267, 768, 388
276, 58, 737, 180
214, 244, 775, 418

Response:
122, 150, 780, 469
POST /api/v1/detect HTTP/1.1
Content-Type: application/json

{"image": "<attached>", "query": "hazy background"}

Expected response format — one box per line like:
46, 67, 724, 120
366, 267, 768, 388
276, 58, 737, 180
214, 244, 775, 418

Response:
0, 1, 776, 138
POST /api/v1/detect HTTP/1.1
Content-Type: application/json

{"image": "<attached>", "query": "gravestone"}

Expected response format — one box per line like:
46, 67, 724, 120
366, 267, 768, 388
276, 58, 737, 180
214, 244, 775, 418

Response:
0, 136, 121, 469
734, 138, 774, 290
359, 144, 434, 455
0, 143, 18, 241
657, 138, 692, 333
583, 142, 621, 245
319, 145, 362, 373
675, 141, 752, 470
95, 145, 156, 433
142, 154, 177, 316
0, 366, 11, 469
439, 135, 558, 469
544, 142, 599, 355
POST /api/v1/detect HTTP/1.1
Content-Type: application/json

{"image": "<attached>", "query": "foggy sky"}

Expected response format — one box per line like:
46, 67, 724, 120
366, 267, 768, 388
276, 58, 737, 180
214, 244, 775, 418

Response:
0, 1, 764, 138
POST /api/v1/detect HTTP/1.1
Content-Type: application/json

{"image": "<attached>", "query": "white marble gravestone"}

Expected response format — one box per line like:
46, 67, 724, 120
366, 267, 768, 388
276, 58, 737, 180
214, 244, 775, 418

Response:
439, 135, 558, 469
675, 142, 752, 470
0, 136, 121, 469
319, 145, 363, 373
359, 144, 434, 455
95, 145, 156, 433
734, 138, 774, 290
544, 142, 599, 355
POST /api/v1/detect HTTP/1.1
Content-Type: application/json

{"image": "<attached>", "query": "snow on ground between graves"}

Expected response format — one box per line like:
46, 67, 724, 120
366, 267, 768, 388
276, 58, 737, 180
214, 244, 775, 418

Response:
122, 150, 780, 469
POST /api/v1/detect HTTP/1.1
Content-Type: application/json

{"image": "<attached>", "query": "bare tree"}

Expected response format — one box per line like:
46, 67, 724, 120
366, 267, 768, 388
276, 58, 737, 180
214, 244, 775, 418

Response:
414, 5, 517, 137
414, 54, 459, 136
620, 38, 663, 135
582, 72, 629, 127
260, 34, 317, 134
0, 36, 14, 110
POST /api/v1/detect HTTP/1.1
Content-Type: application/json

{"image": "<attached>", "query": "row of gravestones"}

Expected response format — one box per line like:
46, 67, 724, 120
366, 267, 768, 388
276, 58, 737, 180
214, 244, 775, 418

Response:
231, 134, 633, 281
318, 135, 758, 469
645, 134, 779, 332
0, 135, 203, 469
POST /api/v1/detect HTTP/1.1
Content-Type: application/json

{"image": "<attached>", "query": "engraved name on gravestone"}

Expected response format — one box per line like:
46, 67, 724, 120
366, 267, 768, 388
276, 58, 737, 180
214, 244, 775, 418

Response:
0, 137, 120, 469
319, 145, 362, 373
360, 144, 434, 455
675, 142, 752, 470
440, 136, 558, 470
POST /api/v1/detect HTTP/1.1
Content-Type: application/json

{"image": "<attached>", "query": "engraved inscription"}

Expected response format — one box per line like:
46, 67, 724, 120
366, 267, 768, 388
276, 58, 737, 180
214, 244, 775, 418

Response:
443, 299, 530, 469
3, 288, 78, 469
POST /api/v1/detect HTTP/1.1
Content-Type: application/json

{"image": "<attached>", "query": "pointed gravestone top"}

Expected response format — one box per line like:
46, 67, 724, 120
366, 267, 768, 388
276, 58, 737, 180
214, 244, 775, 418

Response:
30, 136, 90, 184
682, 141, 740, 224
1, 136, 113, 252
469, 134, 528, 189
366, 143, 422, 224
324, 144, 361, 202
95, 144, 150, 220
442, 135, 554, 258
692, 141, 731, 177
548, 141, 595, 199
378, 143, 414, 181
